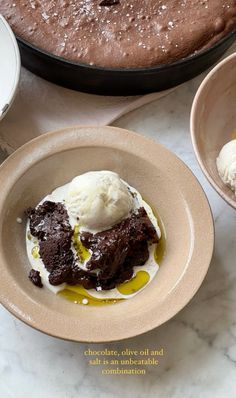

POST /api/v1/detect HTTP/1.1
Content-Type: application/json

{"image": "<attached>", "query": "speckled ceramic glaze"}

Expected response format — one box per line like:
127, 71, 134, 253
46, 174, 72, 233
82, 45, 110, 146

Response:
191, 52, 236, 209
0, 126, 214, 342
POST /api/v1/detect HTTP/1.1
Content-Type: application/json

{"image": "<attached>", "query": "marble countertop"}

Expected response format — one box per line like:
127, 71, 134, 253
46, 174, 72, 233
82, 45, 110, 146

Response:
1, 65, 236, 397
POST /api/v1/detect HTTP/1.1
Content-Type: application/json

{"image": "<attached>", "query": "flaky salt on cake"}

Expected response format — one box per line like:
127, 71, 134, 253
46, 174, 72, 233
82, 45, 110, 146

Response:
1, 1, 236, 68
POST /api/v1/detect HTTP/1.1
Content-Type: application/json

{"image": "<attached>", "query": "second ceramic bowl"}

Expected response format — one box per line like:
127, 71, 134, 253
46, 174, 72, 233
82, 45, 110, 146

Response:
191, 52, 236, 209
0, 126, 214, 342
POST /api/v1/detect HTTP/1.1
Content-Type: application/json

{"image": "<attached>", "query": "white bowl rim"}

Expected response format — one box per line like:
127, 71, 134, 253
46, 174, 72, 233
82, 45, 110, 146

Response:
0, 15, 21, 121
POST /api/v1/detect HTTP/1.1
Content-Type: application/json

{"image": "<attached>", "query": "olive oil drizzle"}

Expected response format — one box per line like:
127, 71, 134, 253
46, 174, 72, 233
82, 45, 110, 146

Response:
117, 270, 150, 295
72, 224, 90, 263
232, 129, 236, 139
59, 285, 121, 306
31, 246, 39, 259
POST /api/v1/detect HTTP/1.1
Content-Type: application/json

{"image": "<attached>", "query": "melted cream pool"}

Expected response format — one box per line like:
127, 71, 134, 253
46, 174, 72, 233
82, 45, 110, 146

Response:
26, 180, 165, 306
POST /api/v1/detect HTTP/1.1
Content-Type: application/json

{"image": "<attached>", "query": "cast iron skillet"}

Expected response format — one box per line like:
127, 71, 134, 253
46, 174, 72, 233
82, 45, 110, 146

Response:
17, 30, 236, 96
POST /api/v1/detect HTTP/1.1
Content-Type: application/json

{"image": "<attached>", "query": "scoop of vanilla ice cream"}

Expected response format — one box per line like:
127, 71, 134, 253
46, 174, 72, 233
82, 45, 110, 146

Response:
65, 171, 135, 230
217, 140, 236, 193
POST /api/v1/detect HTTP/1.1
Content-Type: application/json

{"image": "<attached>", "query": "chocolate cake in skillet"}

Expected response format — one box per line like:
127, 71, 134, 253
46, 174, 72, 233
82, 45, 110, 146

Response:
1, 1, 236, 68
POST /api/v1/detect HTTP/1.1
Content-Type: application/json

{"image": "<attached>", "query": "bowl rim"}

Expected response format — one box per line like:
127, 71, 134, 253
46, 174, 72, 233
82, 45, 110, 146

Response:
0, 126, 215, 342
17, 29, 236, 73
190, 52, 236, 210
0, 15, 21, 120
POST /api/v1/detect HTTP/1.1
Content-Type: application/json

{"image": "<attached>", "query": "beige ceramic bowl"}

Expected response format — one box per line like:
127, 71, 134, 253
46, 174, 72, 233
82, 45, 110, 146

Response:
191, 52, 236, 209
0, 126, 214, 342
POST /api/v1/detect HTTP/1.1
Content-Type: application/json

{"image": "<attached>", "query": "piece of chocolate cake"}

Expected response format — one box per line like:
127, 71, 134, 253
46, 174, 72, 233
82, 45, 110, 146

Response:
28, 269, 43, 288
27, 202, 158, 290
